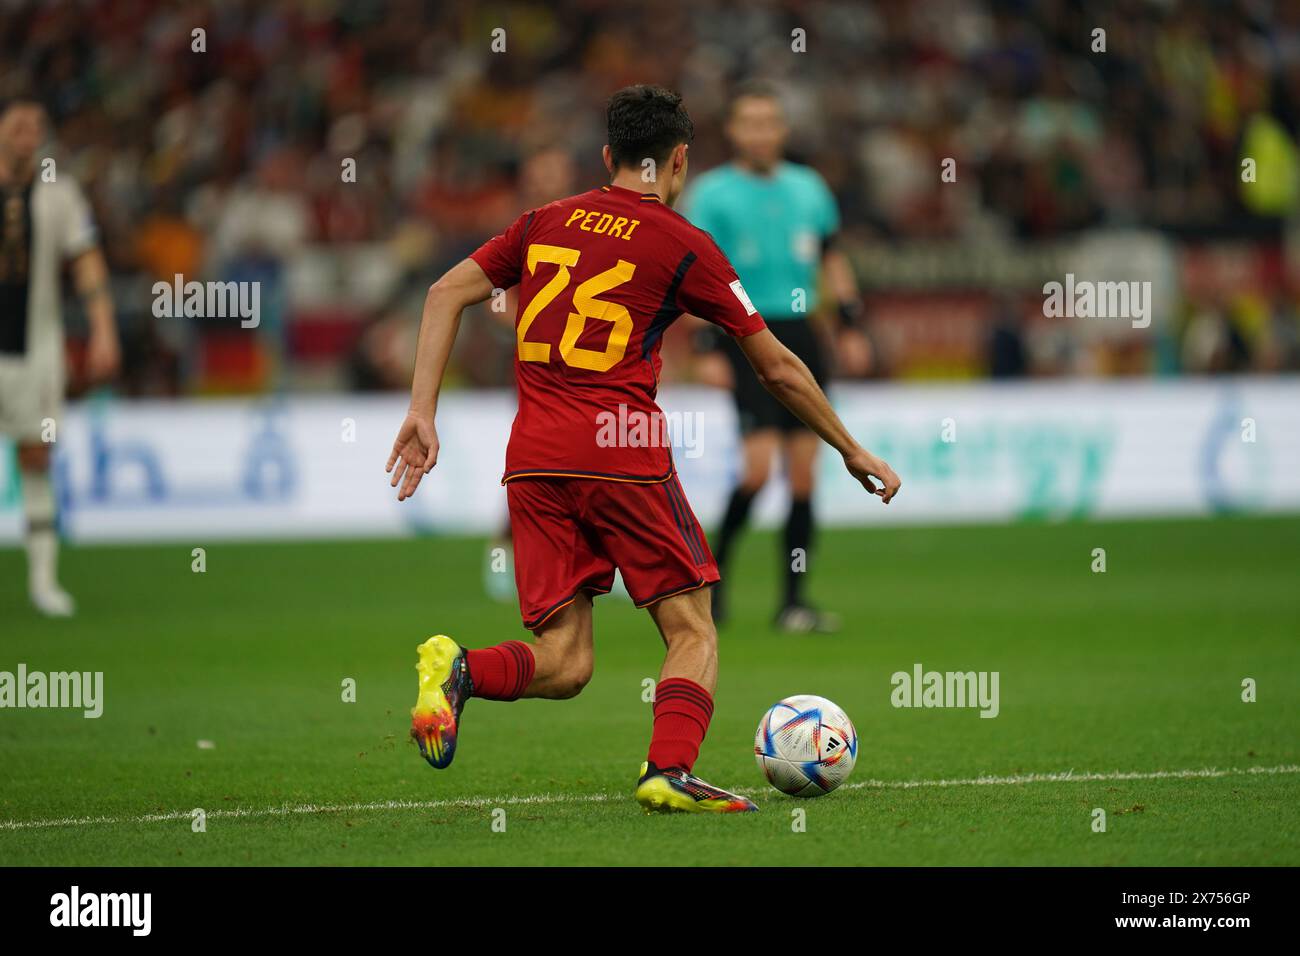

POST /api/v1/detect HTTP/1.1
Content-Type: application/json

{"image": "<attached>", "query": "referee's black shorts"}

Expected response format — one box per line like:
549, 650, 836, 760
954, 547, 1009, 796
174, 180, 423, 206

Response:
721, 317, 828, 435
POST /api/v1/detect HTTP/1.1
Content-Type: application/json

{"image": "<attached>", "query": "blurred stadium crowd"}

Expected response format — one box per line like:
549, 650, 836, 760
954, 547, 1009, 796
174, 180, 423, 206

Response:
3, 0, 1299, 395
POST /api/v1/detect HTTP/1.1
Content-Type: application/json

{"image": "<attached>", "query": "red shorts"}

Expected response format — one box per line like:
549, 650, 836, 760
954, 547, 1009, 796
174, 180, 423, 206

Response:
506, 474, 719, 630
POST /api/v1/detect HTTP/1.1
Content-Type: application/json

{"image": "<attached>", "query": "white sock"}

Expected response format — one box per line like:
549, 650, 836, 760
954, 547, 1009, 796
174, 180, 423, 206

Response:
22, 468, 59, 594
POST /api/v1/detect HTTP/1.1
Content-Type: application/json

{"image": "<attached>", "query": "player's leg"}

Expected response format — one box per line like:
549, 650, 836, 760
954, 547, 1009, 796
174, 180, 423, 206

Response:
515, 593, 593, 699
634, 588, 756, 813
411, 477, 611, 768
647, 585, 716, 764
773, 321, 839, 634
1, 360, 73, 617
19, 442, 73, 618
715, 427, 779, 567
775, 427, 840, 632
710, 333, 781, 625
583, 475, 753, 812
710, 426, 777, 624
410, 594, 596, 768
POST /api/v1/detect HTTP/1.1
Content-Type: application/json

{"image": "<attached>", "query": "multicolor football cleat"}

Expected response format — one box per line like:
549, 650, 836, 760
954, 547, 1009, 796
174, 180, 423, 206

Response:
410, 635, 473, 769
634, 761, 759, 814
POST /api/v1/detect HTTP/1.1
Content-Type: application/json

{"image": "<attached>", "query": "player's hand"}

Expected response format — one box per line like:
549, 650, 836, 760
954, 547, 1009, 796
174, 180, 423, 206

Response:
844, 449, 900, 504
386, 410, 439, 502
695, 351, 733, 390
835, 328, 872, 378
85, 330, 121, 384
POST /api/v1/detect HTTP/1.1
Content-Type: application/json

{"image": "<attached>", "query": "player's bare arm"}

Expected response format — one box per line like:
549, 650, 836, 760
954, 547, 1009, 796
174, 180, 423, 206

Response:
71, 248, 119, 383
737, 327, 900, 503
387, 257, 495, 501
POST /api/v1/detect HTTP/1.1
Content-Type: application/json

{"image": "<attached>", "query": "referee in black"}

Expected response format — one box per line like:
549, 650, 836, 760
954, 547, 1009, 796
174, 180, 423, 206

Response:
683, 82, 870, 634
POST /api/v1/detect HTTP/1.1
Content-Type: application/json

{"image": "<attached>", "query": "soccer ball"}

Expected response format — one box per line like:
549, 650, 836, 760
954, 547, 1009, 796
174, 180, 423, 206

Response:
754, 695, 857, 797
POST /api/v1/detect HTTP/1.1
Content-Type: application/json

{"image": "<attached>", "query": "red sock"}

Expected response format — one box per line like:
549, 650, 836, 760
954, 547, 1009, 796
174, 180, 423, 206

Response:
465, 642, 535, 700
647, 677, 714, 772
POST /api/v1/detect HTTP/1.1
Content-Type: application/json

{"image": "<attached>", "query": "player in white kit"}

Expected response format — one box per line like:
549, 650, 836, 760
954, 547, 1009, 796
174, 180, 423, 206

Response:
0, 97, 119, 617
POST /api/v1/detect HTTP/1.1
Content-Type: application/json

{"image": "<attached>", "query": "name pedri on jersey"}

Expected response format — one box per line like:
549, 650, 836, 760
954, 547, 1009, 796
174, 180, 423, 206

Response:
470, 183, 766, 483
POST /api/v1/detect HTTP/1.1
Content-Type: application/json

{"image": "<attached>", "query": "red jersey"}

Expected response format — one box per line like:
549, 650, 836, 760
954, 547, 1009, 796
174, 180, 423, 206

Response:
470, 183, 767, 483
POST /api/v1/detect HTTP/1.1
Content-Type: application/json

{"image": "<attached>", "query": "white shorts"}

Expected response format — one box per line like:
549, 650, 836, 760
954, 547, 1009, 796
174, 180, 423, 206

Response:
0, 356, 62, 444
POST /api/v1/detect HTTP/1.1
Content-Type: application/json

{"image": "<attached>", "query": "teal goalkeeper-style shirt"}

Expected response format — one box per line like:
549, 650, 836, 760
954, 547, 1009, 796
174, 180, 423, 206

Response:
682, 161, 840, 320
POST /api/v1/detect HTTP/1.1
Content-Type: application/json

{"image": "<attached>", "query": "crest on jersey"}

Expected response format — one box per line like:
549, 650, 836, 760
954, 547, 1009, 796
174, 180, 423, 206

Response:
728, 279, 757, 315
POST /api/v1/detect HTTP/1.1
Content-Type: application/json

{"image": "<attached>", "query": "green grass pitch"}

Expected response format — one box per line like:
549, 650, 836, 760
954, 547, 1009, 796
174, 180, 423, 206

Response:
1, 515, 1297, 866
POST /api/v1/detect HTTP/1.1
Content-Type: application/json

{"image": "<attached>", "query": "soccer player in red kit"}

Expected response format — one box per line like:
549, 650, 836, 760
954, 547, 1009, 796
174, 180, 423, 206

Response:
387, 85, 900, 813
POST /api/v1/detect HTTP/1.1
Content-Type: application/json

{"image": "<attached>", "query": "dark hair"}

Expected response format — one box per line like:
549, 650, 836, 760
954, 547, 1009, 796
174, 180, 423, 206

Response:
727, 79, 782, 117
606, 85, 694, 169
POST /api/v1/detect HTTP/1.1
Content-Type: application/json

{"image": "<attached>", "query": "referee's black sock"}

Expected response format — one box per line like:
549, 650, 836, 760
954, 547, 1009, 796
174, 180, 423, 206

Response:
783, 496, 813, 608
714, 486, 757, 570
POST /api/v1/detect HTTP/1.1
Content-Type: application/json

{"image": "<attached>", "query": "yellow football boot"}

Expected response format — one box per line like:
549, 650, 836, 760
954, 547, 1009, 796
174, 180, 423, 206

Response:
410, 635, 473, 769
635, 761, 758, 813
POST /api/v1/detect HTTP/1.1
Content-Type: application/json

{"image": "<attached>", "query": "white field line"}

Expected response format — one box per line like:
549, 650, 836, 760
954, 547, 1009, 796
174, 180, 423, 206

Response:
1, 763, 1296, 833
